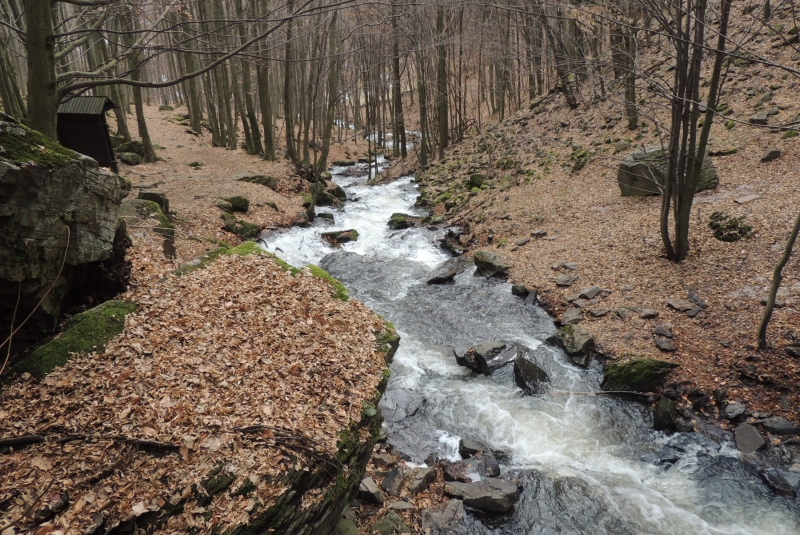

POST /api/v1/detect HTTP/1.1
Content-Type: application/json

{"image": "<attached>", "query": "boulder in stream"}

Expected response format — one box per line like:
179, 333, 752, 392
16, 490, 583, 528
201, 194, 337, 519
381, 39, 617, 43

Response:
378, 389, 425, 422
601, 358, 678, 393
514, 357, 549, 395
427, 256, 474, 284
443, 478, 520, 513
456, 341, 518, 375
548, 325, 595, 367
321, 229, 359, 246
388, 212, 421, 230
473, 249, 512, 278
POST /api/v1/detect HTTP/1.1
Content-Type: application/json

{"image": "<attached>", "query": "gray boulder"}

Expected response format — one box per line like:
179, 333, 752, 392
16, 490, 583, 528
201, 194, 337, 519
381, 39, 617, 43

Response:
474, 249, 512, 278
427, 256, 474, 284
653, 396, 680, 431
443, 478, 520, 513
379, 389, 425, 423
734, 423, 765, 453
117, 152, 142, 166
456, 340, 516, 374
381, 465, 405, 497
421, 500, 465, 533
372, 511, 410, 535
0, 119, 130, 352
514, 358, 549, 395
408, 467, 437, 494
549, 325, 595, 367
617, 145, 718, 197
359, 476, 384, 505
762, 416, 798, 436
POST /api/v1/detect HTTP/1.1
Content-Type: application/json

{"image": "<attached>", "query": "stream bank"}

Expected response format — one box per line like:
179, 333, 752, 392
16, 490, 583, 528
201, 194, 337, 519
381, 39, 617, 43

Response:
264, 158, 800, 534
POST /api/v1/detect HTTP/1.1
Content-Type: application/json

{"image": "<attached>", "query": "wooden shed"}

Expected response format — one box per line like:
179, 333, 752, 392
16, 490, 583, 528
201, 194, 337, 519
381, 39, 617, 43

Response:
57, 96, 118, 173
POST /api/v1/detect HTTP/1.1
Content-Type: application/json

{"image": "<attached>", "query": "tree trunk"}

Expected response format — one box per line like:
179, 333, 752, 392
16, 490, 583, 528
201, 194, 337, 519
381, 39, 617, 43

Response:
25, 0, 57, 138
436, 5, 448, 159
758, 209, 800, 349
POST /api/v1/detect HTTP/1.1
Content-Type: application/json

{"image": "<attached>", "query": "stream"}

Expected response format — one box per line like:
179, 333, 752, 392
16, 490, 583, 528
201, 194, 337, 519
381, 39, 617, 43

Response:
261, 160, 799, 534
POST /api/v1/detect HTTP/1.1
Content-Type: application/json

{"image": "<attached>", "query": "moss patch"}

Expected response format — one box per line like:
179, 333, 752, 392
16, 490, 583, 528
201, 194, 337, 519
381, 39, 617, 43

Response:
222, 213, 261, 241
709, 212, 753, 242
135, 199, 174, 237
374, 321, 400, 364
308, 265, 349, 301
0, 120, 78, 167
174, 241, 266, 275
223, 195, 250, 213
601, 357, 678, 393
12, 301, 137, 379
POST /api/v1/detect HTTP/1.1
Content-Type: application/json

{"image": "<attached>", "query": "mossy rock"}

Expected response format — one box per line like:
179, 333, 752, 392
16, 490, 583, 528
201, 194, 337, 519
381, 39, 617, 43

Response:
116, 140, 146, 157
709, 212, 753, 242
174, 241, 267, 275
321, 229, 359, 247
188, 161, 203, 169
237, 174, 279, 190
125, 199, 174, 237
0, 118, 78, 167
331, 160, 356, 167
781, 129, 798, 140
725, 120, 736, 130
468, 174, 487, 188
601, 357, 678, 393
374, 321, 400, 364
223, 195, 250, 213
221, 213, 261, 241
118, 152, 143, 166
548, 324, 595, 368
11, 301, 137, 379
388, 213, 421, 230
308, 264, 349, 301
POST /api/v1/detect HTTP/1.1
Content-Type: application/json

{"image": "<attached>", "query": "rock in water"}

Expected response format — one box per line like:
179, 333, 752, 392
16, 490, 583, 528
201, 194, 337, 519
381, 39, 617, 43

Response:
514, 358, 549, 395
549, 325, 595, 367
0, 118, 130, 352
734, 423, 765, 453
602, 358, 678, 393
443, 478, 520, 513
473, 249, 512, 278
653, 396, 680, 431
427, 256, 474, 284
617, 145, 718, 196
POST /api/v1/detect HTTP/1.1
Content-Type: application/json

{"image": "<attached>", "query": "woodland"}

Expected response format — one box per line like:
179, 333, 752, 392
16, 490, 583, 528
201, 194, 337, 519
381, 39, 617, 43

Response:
2, 0, 800, 533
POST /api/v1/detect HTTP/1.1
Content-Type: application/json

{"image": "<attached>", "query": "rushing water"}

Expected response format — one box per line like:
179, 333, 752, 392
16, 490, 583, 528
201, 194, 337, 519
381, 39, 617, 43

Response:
261, 161, 799, 534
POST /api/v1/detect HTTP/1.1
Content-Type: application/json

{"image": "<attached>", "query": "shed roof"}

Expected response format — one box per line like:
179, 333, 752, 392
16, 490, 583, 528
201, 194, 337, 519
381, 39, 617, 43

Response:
57, 96, 115, 116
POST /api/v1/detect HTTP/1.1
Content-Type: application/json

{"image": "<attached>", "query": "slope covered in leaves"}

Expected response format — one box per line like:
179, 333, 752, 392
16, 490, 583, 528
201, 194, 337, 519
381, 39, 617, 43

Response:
0, 252, 389, 533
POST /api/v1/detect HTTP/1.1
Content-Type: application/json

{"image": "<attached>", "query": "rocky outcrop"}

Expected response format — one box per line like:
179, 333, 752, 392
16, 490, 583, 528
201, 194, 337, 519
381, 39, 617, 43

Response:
0, 117, 131, 353
617, 145, 718, 197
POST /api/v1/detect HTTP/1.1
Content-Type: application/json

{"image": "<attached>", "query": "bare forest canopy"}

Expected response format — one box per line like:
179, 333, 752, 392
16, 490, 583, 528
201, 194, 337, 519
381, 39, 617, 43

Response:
0, 1, 796, 181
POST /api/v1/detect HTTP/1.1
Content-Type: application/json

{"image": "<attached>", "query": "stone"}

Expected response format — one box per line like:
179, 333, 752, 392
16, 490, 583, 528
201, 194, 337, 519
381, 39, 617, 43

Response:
639, 309, 659, 319
458, 437, 485, 459
427, 256, 474, 285
321, 229, 359, 246
787, 346, 800, 358
588, 308, 609, 317
579, 286, 601, 299
734, 423, 765, 453
687, 288, 708, 309
221, 195, 249, 213
334, 519, 360, 535
408, 467, 437, 494
723, 401, 747, 420
421, 500, 465, 532
666, 298, 695, 312
761, 149, 782, 162
214, 199, 234, 213
655, 337, 677, 352
514, 357, 549, 395
378, 389, 424, 423
653, 396, 680, 431
761, 296, 786, 308
235, 173, 280, 190
563, 308, 583, 324
760, 470, 799, 497
443, 478, 520, 513
388, 501, 415, 511
316, 213, 335, 223
117, 152, 143, 166
473, 250, 512, 278
388, 212, 418, 230
602, 358, 678, 393
461, 341, 517, 375
382, 465, 405, 497
762, 416, 798, 435
137, 190, 169, 214
372, 453, 396, 468
749, 112, 769, 125
359, 477, 384, 505
556, 274, 579, 287
653, 325, 673, 338
0, 121, 131, 353
613, 141, 632, 154
531, 230, 548, 238
372, 511, 410, 535
617, 145, 718, 196
734, 194, 761, 204
511, 284, 530, 298
516, 238, 531, 247
550, 325, 595, 367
